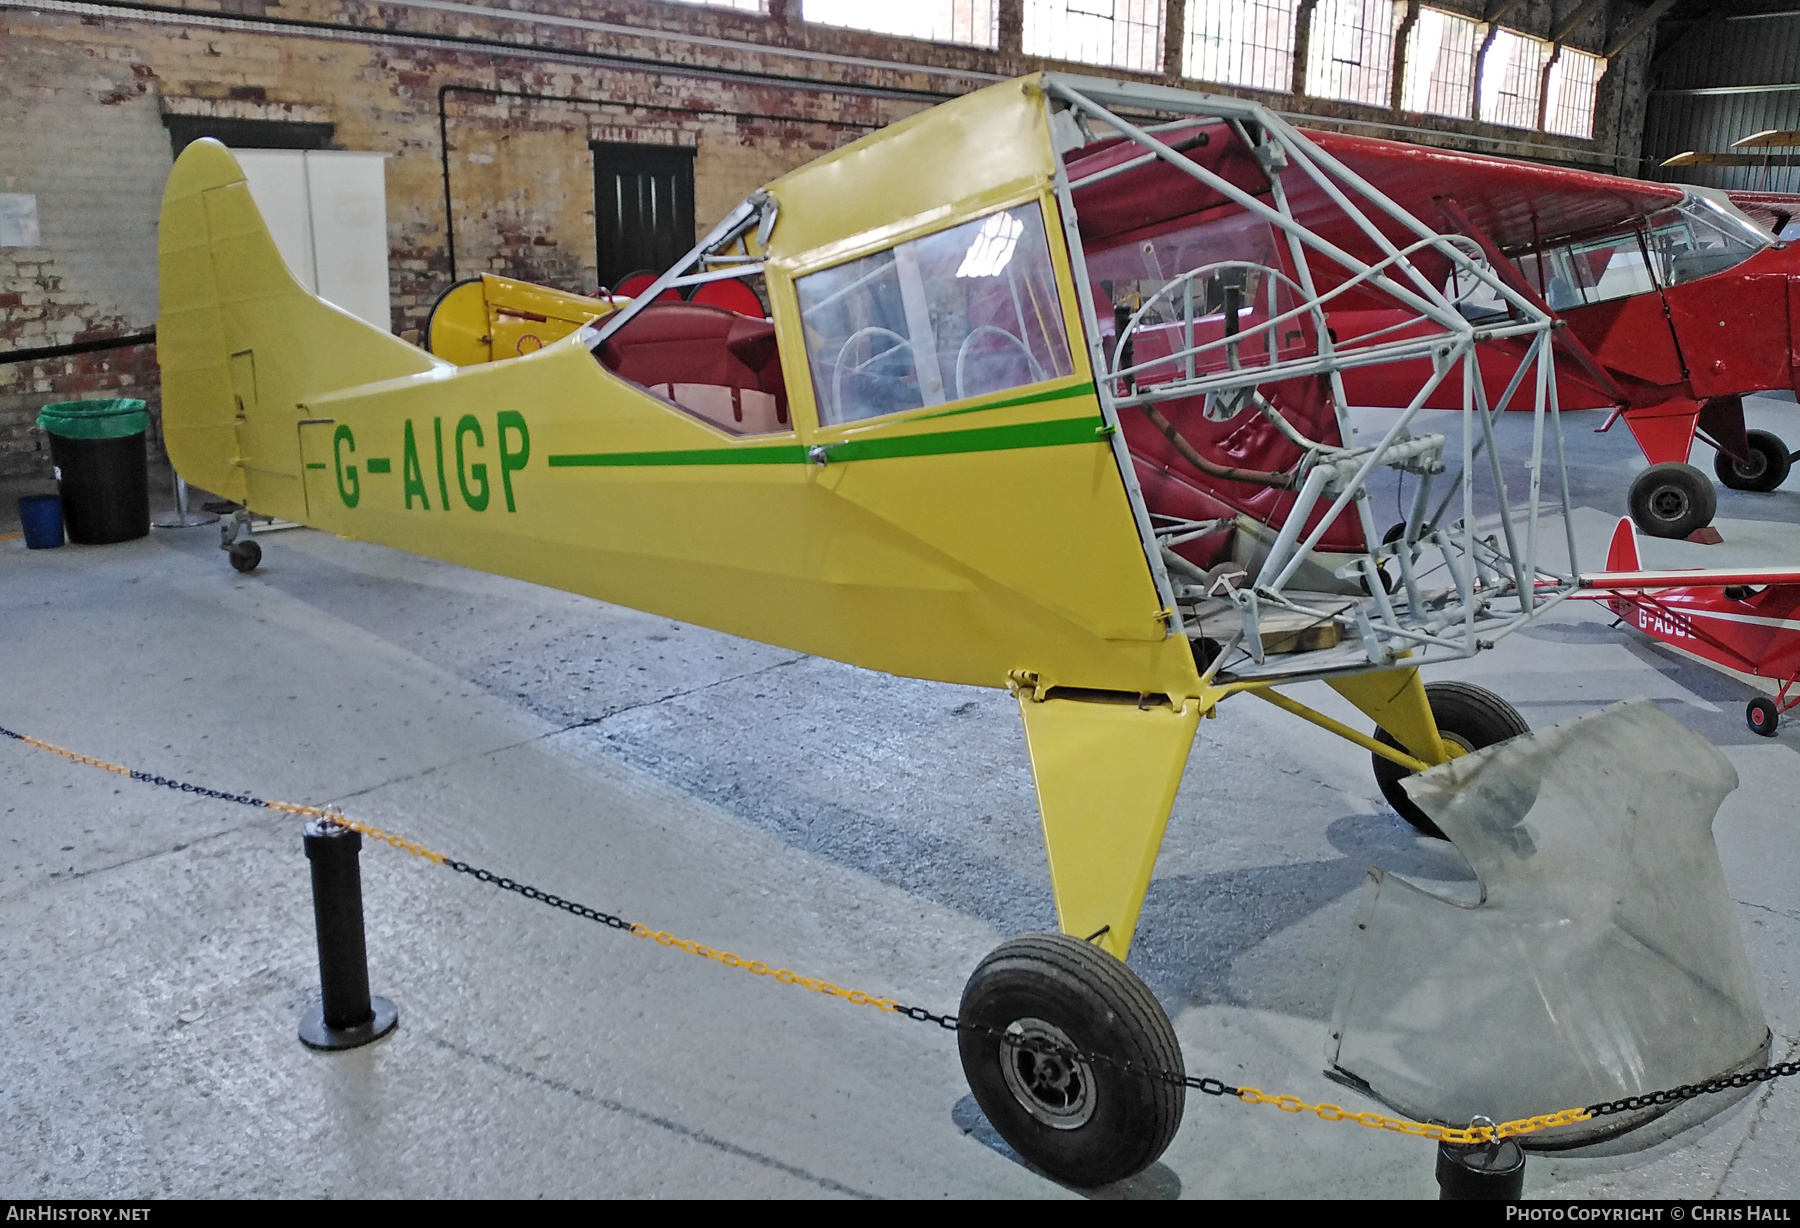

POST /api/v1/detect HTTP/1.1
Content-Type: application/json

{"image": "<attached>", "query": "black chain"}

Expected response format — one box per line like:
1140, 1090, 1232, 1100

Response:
441, 859, 636, 932
1587, 1059, 1800, 1116
0, 725, 270, 807
129, 771, 267, 807
890, 1002, 1240, 1098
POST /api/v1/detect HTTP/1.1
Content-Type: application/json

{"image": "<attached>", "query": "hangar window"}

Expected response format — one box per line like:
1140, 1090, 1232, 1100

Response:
1543, 48, 1603, 139
1024, 0, 1168, 73
1304, 0, 1404, 108
1182, 0, 1298, 93
802, 0, 1000, 47
1478, 27, 1548, 129
1400, 7, 1481, 119
795, 204, 1075, 426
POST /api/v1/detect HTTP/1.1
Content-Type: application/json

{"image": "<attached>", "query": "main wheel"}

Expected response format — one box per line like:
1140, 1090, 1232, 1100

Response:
1629, 462, 1717, 539
958, 933, 1183, 1188
1372, 681, 1529, 839
1715, 430, 1792, 493
227, 539, 262, 573
1747, 696, 1779, 737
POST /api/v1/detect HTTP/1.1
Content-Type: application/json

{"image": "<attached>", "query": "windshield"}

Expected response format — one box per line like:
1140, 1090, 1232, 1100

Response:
1648, 192, 1770, 286
795, 203, 1074, 426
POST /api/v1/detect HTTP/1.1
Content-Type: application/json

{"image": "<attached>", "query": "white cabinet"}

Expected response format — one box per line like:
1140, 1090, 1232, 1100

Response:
234, 150, 391, 331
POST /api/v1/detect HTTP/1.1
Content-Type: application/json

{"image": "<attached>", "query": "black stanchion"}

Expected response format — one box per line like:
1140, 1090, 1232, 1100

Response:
298, 818, 399, 1050
1436, 1135, 1526, 1200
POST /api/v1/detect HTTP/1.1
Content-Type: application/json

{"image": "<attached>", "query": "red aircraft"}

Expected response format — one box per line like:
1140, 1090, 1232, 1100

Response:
1302, 132, 1800, 540
1579, 518, 1800, 735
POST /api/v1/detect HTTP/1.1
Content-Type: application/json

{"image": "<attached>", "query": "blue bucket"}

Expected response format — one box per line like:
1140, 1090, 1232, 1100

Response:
18, 494, 65, 550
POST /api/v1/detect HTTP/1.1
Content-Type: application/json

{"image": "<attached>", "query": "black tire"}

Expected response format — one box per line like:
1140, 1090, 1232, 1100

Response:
228, 539, 262, 573
958, 933, 1183, 1188
1747, 697, 1779, 737
1372, 681, 1530, 839
1715, 430, 1792, 493
1629, 462, 1717, 539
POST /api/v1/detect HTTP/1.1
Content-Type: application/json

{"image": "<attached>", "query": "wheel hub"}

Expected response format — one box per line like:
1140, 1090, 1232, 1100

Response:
1649, 486, 1690, 521
1001, 1017, 1096, 1129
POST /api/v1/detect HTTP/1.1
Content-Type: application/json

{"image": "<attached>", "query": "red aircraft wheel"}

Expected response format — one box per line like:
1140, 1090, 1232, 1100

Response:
1746, 697, 1779, 737
957, 933, 1183, 1189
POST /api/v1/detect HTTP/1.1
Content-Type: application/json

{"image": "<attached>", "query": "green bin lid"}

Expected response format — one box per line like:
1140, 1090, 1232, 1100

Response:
36, 398, 150, 440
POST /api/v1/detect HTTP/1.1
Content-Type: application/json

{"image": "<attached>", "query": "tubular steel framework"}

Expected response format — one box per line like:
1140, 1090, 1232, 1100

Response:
1046, 74, 1574, 684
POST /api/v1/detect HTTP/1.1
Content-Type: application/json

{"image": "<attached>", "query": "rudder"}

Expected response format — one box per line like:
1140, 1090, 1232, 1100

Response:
156, 139, 439, 519
1606, 516, 1641, 573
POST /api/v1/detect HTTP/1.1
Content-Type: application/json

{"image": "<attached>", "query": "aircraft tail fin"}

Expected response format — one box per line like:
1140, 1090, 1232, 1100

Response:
1605, 517, 1641, 574
156, 138, 439, 519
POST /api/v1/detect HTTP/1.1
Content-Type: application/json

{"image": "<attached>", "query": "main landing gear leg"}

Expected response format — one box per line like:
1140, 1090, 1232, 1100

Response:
959, 690, 1203, 1186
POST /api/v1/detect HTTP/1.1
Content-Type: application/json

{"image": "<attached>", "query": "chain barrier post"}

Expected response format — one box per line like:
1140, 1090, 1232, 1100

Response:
298, 817, 399, 1050
1435, 1122, 1525, 1201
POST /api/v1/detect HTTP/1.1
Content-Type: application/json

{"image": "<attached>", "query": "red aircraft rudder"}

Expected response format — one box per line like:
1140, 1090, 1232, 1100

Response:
1604, 518, 1641, 620
1606, 517, 1641, 573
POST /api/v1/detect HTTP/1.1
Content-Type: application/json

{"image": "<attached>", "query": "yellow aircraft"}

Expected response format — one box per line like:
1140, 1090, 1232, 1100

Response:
158, 72, 1570, 1185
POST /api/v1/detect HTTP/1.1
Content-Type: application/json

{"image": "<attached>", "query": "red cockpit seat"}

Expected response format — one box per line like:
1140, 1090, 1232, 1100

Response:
597, 302, 789, 434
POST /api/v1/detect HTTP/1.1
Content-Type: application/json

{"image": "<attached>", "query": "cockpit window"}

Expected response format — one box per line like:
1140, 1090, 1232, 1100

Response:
795, 203, 1074, 426
1504, 194, 1770, 312
1510, 231, 1656, 311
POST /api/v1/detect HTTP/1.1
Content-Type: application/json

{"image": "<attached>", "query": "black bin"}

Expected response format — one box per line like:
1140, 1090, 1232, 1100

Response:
36, 399, 151, 545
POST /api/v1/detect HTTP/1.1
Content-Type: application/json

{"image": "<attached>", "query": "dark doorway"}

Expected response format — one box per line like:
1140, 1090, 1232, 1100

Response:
592, 142, 696, 292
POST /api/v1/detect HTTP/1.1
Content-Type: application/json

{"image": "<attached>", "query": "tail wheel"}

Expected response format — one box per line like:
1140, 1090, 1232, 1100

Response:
1629, 462, 1717, 539
1747, 697, 1779, 737
1715, 430, 1793, 494
1372, 681, 1529, 839
958, 933, 1183, 1188
227, 539, 262, 573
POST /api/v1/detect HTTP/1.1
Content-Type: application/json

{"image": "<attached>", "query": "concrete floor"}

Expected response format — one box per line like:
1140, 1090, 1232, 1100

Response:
2, 399, 1797, 1199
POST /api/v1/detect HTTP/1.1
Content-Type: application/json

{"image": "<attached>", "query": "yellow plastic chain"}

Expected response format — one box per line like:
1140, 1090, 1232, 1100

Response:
628, 927, 899, 1012
1235, 1087, 1592, 1142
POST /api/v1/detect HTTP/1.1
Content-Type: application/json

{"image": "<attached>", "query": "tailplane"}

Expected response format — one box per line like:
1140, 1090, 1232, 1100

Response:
156, 139, 440, 519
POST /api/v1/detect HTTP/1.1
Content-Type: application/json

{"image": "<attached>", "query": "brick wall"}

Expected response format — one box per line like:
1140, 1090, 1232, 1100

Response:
0, 0, 1661, 480
0, 18, 169, 476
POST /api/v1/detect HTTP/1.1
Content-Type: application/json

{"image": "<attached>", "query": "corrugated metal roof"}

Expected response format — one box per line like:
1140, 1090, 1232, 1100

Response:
1654, 12, 1800, 92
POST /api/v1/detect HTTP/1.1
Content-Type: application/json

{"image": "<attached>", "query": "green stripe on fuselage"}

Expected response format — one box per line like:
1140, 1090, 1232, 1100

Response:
547, 404, 1107, 470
